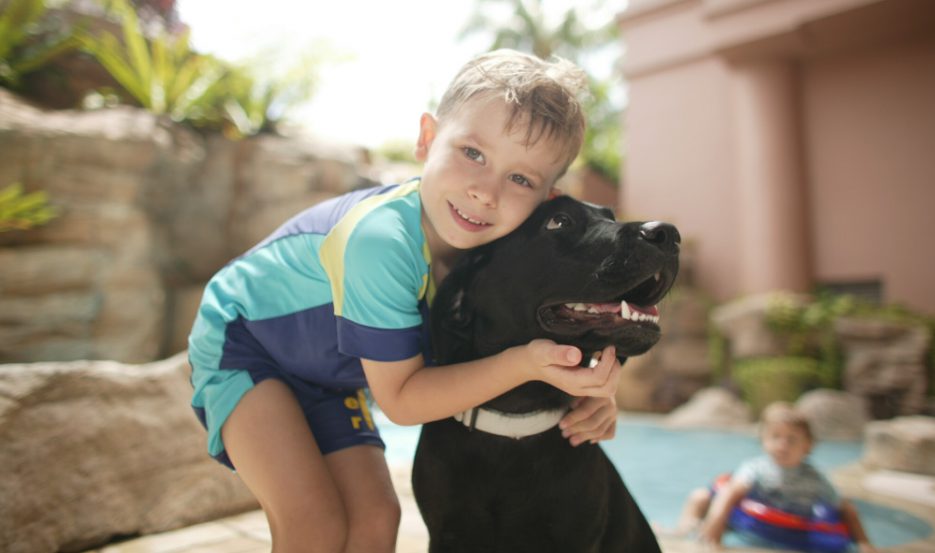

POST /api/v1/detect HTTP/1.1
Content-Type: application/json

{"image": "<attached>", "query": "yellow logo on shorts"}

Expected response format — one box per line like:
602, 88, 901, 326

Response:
344, 389, 375, 431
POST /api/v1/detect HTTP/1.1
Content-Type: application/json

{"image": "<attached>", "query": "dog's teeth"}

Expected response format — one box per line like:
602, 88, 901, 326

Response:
589, 353, 600, 368
654, 272, 661, 282
574, 303, 588, 312
587, 306, 600, 314
620, 301, 631, 320
630, 311, 640, 322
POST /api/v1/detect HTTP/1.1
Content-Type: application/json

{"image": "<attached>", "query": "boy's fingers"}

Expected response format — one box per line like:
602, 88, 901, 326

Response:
578, 351, 621, 396
566, 417, 616, 446
560, 397, 600, 429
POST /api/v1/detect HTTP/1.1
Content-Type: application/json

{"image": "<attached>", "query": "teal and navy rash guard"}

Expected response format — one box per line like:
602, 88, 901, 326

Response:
188, 179, 433, 457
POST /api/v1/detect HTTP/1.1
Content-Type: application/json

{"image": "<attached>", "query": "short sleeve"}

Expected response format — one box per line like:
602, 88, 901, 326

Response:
733, 456, 764, 486
322, 206, 429, 362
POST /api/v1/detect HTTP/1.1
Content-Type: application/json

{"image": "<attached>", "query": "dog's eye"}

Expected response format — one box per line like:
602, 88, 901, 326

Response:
545, 214, 572, 231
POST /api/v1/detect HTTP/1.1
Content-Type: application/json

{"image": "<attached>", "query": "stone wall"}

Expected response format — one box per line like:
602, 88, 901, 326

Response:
0, 89, 369, 363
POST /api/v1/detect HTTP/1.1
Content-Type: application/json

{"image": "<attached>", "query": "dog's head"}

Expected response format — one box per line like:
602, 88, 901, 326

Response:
432, 195, 680, 376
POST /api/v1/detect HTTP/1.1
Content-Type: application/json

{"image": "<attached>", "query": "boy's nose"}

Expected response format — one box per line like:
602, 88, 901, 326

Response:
468, 178, 499, 207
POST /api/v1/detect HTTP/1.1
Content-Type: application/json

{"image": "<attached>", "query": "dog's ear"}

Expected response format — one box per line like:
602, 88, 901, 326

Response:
430, 249, 489, 364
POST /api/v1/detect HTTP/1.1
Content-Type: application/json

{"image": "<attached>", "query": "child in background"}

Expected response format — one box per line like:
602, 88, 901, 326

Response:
674, 402, 876, 552
188, 49, 623, 553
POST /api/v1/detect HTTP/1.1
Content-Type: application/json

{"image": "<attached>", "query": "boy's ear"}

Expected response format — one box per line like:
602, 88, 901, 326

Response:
414, 113, 437, 162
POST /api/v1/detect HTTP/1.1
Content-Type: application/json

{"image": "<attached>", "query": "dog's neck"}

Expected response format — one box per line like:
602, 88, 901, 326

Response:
445, 350, 608, 439
452, 406, 569, 439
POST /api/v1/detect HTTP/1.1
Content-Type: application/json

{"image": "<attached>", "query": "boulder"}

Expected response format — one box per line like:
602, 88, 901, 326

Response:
0, 353, 258, 553
863, 416, 935, 476
664, 387, 754, 430
795, 389, 869, 441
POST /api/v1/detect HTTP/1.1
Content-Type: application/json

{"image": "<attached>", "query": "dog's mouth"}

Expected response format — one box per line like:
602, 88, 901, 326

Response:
537, 271, 670, 335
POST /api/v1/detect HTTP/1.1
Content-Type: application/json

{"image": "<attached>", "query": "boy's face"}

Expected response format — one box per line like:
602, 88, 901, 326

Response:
761, 422, 813, 468
416, 96, 568, 253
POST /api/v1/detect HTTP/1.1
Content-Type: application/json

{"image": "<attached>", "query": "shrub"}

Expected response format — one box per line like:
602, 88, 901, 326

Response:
76, 0, 223, 121
0, 182, 58, 231
765, 291, 934, 395
0, 0, 81, 89
733, 356, 822, 415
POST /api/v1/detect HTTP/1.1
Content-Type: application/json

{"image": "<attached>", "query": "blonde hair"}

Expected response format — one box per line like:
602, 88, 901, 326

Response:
436, 49, 589, 168
760, 402, 814, 441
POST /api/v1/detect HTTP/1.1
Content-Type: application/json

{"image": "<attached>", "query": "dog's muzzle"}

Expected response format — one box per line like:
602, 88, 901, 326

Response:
453, 407, 569, 439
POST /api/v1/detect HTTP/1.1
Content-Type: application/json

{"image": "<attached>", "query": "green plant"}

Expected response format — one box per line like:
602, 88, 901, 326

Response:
733, 356, 822, 415
0, 0, 80, 88
0, 182, 58, 231
215, 52, 319, 138
765, 292, 861, 388
765, 291, 934, 395
707, 325, 729, 382
77, 0, 222, 120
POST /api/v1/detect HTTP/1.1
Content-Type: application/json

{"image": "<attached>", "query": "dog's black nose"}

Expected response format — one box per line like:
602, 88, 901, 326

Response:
639, 222, 680, 253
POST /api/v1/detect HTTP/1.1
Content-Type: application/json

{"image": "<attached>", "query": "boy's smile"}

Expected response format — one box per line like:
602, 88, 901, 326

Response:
448, 200, 491, 229
416, 95, 567, 258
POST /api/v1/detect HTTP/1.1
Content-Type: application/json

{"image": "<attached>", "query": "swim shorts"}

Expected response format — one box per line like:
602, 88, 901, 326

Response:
193, 365, 384, 470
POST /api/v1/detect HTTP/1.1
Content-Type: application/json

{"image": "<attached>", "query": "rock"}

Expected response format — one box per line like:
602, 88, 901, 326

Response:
835, 317, 931, 418
664, 387, 754, 429
863, 416, 935, 476
709, 291, 811, 359
795, 389, 869, 441
0, 354, 258, 553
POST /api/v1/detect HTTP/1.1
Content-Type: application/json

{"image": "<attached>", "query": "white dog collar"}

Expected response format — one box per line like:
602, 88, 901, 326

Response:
453, 407, 568, 439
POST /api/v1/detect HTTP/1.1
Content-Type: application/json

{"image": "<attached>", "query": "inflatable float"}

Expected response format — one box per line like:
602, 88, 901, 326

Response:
714, 474, 853, 552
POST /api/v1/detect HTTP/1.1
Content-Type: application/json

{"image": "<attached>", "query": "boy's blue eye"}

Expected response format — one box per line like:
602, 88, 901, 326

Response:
510, 174, 532, 188
463, 147, 483, 162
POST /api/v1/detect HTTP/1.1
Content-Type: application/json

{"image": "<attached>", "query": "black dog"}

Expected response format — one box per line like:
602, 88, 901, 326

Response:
412, 195, 680, 553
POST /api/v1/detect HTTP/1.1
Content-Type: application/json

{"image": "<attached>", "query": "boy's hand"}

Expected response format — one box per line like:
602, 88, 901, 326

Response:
521, 341, 620, 398
560, 396, 618, 447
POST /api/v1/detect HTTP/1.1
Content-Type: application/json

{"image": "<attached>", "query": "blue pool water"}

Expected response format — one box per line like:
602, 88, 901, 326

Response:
377, 412, 932, 549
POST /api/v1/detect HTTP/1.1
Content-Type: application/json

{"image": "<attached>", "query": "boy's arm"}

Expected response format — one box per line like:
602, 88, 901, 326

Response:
841, 499, 877, 551
698, 478, 751, 545
362, 341, 620, 425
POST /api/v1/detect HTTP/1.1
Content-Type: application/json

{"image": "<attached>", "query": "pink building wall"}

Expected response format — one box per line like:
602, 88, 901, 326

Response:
618, 0, 935, 313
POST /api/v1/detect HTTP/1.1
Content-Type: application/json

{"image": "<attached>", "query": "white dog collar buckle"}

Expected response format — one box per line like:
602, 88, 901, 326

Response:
452, 407, 568, 439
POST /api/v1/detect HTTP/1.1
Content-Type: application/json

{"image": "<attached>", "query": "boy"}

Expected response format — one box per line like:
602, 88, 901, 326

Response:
188, 49, 623, 553
675, 402, 876, 551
